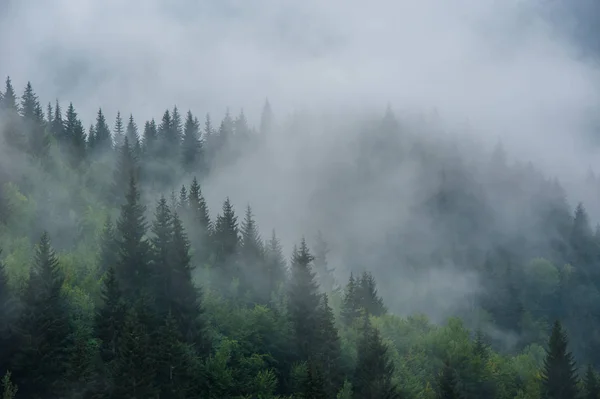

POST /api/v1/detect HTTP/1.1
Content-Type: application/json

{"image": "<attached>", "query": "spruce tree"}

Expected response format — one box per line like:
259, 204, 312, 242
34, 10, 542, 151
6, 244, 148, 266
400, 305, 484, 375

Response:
98, 215, 118, 275
143, 119, 158, 157
115, 174, 152, 301
111, 136, 139, 205
187, 177, 212, 266
111, 304, 158, 398
288, 238, 321, 361
64, 102, 86, 166
93, 108, 112, 153
0, 77, 17, 112
315, 294, 343, 396
12, 232, 73, 397
20, 82, 40, 121
182, 110, 201, 173
583, 364, 599, 399
541, 320, 578, 399
264, 229, 287, 302
0, 250, 15, 379
158, 109, 173, 159
113, 111, 125, 148
51, 100, 64, 140
437, 360, 462, 399
303, 363, 327, 399
353, 317, 399, 399
341, 273, 360, 326
95, 266, 126, 366
213, 197, 240, 279
240, 205, 264, 302
150, 196, 174, 317
125, 114, 140, 151
358, 271, 387, 317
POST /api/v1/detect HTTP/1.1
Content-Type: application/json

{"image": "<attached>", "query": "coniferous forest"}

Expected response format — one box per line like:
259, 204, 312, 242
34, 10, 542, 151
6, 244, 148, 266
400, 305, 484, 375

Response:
1, 75, 600, 399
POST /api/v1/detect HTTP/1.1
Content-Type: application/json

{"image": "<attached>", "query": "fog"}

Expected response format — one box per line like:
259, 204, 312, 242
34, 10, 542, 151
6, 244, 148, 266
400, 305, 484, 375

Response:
2, 0, 600, 322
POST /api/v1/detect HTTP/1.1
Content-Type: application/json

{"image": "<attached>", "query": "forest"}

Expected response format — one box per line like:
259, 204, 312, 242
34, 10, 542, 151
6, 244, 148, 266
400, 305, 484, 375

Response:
0, 75, 598, 399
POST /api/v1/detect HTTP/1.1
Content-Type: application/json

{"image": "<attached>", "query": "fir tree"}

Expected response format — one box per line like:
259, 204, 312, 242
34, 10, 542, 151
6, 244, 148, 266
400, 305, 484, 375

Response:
0, 250, 15, 379
95, 266, 126, 366
143, 119, 158, 156
315, 294, 343, 396
182, 110, 201, 173
213, 197, 240, 278
358, 271, 387, 317
125, 114, 140, 151
111, 136, 139, 205
115, 174, 152, 301
51, 100, 64, 140
437, 360, 462, 399
353, 317, 399, 399
20, 82, 40, 121
583, 364, 599, 399
64, 102, 86, 166
12, 232, 73, 397
150, 196, 174, 317
240, 205, 264, 302
187, 177, 212, 266
303, 363, 327, 399
0, 77, 17, 112
111, 304, 158, 398
341, 273, 360, 326
541, 320, 578, 399
93, 108, 112, 153
113, 111, 125, 148
264, 229, 287, 302
98, 215, 118, 275
288, 238, 321, 361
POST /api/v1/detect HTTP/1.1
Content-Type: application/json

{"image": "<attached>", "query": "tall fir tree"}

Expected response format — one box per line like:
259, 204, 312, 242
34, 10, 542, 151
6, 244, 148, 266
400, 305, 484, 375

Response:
288, 238, 321, 361
0, 77, 17, 112
115, 174, 152, 301
95, 266, 126, 367
357, 271, 387, 317
98, 215, 119, 275
12, 232, 73, 397
437, 360, 462, 399
93, 108, 112, 153
541, 320, 578, 399
315, 294, 343, 396
583, 364, 599, 399
51, 100, 64, 140
353, 317, 399, 399
213, 197, 240, 281
125, 114, 140, 153
264, 230, 287, 302
341, 273, 361, 326
0, 249, 15, 379
113, 111, 125, 148
187, 177, 212, 266
111, 136, 139, 205
240, 205, 264, 302
64, 102, 86, 166
182, 110, 201, 173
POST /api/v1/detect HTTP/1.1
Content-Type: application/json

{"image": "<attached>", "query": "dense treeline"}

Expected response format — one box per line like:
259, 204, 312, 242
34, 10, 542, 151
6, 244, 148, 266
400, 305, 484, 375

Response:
0, 76, 599, 398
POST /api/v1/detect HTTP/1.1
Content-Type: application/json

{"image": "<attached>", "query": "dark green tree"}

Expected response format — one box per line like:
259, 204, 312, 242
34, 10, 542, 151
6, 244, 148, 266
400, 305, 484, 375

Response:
240, 204, 264, 302
115, 174, 152, 301
187, 177, 212, 266
93, 108, 112, 153
315, 294, 343, 396
95, 266, 126, 366
111, 136, 139, 205
437, 360, 462, 399
182, 110, 201, 173
0, 77, 17, 111
213, 197, 240, 280
353, 317, 399, 399
583, 364, 599, 399
0, 250, 16, 379
113, 111, 125, 148
64, 102, 86, 166
11, 232, 73, 397
302, 362, 327, 399
541, 320, 578, 399
264, 229, 287, 302
341, 273, 360, 326
358, 271, 387, 317
51, 100, 64, 140
98, 215, 118, 275
125, 114, 140, 153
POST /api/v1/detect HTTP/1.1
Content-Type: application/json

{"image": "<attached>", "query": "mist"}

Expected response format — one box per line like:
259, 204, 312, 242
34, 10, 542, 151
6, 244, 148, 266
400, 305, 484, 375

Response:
2, 0, 600, 324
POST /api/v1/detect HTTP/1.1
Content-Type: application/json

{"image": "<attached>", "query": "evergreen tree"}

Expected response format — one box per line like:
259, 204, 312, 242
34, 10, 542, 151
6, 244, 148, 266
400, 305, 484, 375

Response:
98, 215, 118, 275
111, 136, 139, 205
315, 294, 343, 396
150, 196, 174, 317
0, 250, 15, 379
111, 304, 158, 398
93, 108, 112, 153
143, 119, 158, 156
303, 363, 327, 399
313, 231, 336, 293
583, 364, 599, 399
353, 317, 399, 399
95, 266, 126, 366
240, 205, 264, 302
51, 100, 64, 140
20, 83, 47, 158
20, 82, 40, 121
182, 110, 201, 173
264, 230, 287, 301
288, 238, 321, 361
125, 114, 140, 151
213, 197, 240, 279
113, 111, 125, 148
358, 271, 387, 317
541, 320, 578, 399
12, 232, 73, 397
64, 102, 86, 166
341, 273, 360, 326
437, 360, 462, 399
115, 174, 152, 301
187, 177, 212, 266
0, 77, 17, 112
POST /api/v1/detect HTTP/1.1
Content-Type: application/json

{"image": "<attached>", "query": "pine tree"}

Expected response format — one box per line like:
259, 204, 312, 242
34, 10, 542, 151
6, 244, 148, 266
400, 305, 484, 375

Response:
188, 177, 212, 266
115, 174, 152, 301
87, 123, 96, 149
358, 271, 387, 317
64, 102, 86, 166
437, 360, 462, 399
313, 231, 336, 293
98, 215, 118, 275
264, 230, 287, 302
583, 364, 599, 399
182, 110, 201, 173
95, 266, 126, 366
111, 136, 139, 205
0, 250, 15, 379
240, 205, 264, 302
315, 294, 343, 396
51, 100, 64, 140
158, 109, 174, 159
150, 196, 174, 317
341, 273, 360, 326
0, 77, 17, 112
288, 238, 321, 361
113, 111, 125, 148
111, 304, 158, 398
12, 232, 73, 397
353, 317, 399, 399
126, 114, 140, 151
20, 83, 47, 158
303, 363, 327, 399
20, 82, 40, 121
541, 320, 578, 399
143, 119, 158, 156
93, 108, 112, 153
213, 197, 240, 278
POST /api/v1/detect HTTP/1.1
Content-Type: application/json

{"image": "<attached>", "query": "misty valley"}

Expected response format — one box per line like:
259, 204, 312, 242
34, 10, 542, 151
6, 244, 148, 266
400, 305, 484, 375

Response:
0, 76, 597, 399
